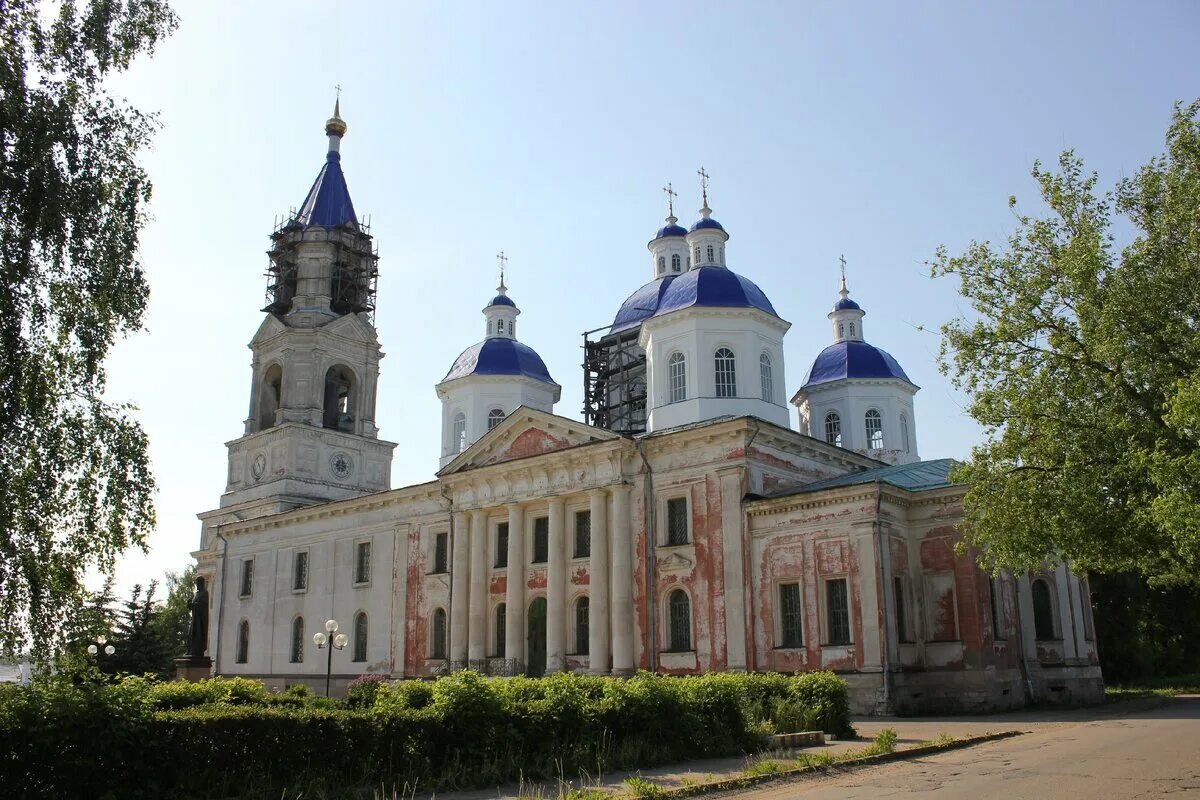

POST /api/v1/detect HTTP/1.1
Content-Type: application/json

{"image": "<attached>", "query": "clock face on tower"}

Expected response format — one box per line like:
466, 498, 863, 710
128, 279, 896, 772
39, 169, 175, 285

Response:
251, 453, 266, 481
330, 452, 354, 480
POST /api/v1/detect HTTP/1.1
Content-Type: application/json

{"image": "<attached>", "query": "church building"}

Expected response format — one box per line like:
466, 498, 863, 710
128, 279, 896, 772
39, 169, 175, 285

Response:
193, 105, 1103, 714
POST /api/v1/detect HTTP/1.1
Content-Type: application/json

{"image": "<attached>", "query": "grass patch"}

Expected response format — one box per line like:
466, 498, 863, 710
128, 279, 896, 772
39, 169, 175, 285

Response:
1106, 673, 1200, 701
741, 756, 785, 778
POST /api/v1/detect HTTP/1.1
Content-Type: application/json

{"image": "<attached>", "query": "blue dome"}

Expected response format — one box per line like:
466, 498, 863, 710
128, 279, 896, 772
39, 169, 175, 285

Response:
611, 275, 677, 334
832, 297, 861, 311
443, 338, 556, 385
690, 216, 726, 233
652, 266, 779, 320
653, 223, 688, 241
801, 340, 913, 389
488, 294, 516, 307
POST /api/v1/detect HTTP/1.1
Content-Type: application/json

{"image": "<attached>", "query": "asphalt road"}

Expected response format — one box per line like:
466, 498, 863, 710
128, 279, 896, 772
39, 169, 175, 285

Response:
729, 695, 1200, 799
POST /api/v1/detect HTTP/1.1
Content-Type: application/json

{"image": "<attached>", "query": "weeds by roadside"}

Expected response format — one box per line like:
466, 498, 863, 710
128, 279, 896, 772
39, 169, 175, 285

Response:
1106, 674, 1200, 702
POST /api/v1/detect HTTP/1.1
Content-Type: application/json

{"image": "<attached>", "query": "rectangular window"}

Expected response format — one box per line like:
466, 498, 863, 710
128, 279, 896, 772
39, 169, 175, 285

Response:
826, 579, 851, 645
239, 559, 254, 597
355, 541, 371, 584
574, 510, 591, 558
666, 497, 689, 546
532, 517, 549, 564
894, 576, 909, 642
779, 583, 803, 648
292, 551, 308, 592
495, 523, 509, 568
433, 532, 448, 573
494, 605, 506, 657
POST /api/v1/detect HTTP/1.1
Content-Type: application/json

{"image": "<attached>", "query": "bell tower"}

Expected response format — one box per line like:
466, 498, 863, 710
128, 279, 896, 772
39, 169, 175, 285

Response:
220, 101, 396, 513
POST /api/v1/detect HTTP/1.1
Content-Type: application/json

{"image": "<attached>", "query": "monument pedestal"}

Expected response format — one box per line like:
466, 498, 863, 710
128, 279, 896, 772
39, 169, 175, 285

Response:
173, 655, 213, 682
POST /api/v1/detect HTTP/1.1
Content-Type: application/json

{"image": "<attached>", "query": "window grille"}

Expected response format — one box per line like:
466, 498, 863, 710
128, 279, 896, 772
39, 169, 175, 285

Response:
532, 517, 549, 563
575, 597, 590, 654
715, 348, 736, 397
826, 579, 851, 645
495, 523, 509, 568
240, 559, 254, 597
759, 352, 773, 401
236, 621, 249, 663
434, 532, 448, 573
292, 551, 308, 591
290, 617, 304, 663
824, 412, 842, 446
865, 409, 884, 449
353, 612, 368, 662
355, 541, 371, 583
666, 497, 689, 545
488, 408, 505, 430
779, 583, 803, 647
668, 590, 691, 651
494, 604, 506, 657
668, 353, 687, 402
574, 510, 591, 558
431, 609, 447, 658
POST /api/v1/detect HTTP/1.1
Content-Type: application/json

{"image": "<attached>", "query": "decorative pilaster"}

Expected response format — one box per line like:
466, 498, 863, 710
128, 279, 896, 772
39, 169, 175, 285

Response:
610, 484, 634, 676
503, 503, 526, 675
546, 496, 567, 672
717, 467, 747, 671
449, 510, 469, 670
588, 488, 610, 674
468, 509, 488, 669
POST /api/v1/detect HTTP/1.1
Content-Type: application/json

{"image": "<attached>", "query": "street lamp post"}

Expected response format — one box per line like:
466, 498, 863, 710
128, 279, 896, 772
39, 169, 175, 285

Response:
86, 635, 116, 677
313, 619, 348, 698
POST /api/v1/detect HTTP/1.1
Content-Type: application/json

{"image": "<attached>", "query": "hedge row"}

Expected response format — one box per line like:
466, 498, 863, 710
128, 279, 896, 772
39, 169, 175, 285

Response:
0, 670, 851, 799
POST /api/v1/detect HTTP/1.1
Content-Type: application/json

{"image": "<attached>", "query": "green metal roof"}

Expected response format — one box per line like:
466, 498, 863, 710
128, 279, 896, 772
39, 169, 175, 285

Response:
775, 458, 960, 496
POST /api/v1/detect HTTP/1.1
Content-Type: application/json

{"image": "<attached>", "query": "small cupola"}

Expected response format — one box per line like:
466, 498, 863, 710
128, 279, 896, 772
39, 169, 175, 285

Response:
685, 167, 729, 269
829, 257, 866, 342
647, 182, 689, 278
483, 252, 519, 339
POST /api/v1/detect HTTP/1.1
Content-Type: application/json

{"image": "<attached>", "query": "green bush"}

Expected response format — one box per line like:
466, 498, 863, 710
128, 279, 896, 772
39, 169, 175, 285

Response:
0, 670, 852, 799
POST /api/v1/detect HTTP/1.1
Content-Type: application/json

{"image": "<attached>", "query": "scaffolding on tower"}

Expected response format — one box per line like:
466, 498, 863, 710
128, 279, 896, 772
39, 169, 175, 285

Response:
263, 213, 379, 322
582, 323, 648, 435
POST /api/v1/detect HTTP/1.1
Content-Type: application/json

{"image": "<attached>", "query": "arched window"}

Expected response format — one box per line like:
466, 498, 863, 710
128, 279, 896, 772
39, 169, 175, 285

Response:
671, 253, 681, 272
825, 412, 842, 446
236, 620, 249, 664
668, 590, 691, 651
322, 365, 355, 431
849, 322, 856, 337
575, 597, 590, 655
290, 616, 304, 663
353, 612, 368, 662
759, 352, 773, 401
497, 319, 505, 334
431, 608, 447, 659
510, 319, 515, 336
488, 408, 505, 430
714, 348, 736, 397
865, 409, 884, 449
1032, 579, 1056, 640
900, 414, 910, 452
668, 352, 687, 403
657, 256, 666, 274
487, 320, 493, 335
258, 363, 283, 431
837, 322, 845, 339
452, 413, 467, 453
494, 603, 506, 657
694, 246, 701, 263
706, 244, 714, 262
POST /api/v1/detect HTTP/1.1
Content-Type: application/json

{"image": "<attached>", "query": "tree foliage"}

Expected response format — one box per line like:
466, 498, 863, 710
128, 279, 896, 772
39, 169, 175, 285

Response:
935, 101, 1200, 585
0, 0, 176, 656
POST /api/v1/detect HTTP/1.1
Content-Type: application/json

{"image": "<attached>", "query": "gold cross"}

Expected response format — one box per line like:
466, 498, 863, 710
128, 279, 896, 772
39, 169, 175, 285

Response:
335, 84, 342, 100
840, 254, 847, 291
697, 166, 710, 206
496, 250, 508, 287
662, 182, 677, 217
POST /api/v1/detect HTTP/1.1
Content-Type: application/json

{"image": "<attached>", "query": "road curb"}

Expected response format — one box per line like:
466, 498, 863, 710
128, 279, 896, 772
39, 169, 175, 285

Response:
646, 730, 1026, 798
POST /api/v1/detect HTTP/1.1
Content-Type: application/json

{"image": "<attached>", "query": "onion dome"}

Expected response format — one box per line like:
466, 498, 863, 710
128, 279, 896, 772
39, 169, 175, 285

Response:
653, 216, 688, 241
442, 339, 555, 384
652, 265, 778, 319
833, 296, 861, 311
690, 215, 726, 233
801, 341, 914, 389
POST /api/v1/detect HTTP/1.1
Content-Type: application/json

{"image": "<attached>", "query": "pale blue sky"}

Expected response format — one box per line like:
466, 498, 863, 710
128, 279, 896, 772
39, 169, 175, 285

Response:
104, 0, 1199, 591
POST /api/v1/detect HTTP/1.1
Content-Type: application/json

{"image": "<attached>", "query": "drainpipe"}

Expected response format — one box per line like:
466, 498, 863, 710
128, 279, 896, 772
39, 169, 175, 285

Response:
635, 438, 657, 672
874, 480, 892, 714
1011, 570, 1036, 703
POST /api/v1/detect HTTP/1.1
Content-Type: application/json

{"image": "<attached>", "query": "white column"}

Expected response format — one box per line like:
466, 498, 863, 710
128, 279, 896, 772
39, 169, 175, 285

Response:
468, 509, 488, 667
504, 503, 525, 674
610, 484, 634, 675
1054, 563, 1079, 661
546, 496, 567, 672
588, 488, 610, 673
449, 510, 469, 669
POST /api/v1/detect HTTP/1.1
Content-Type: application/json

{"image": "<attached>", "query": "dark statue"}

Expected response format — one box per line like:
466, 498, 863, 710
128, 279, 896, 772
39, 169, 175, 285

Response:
186, 576, 209, 657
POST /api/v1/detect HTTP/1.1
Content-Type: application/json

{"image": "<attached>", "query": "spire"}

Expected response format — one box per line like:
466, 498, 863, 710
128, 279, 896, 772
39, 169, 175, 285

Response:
484, 252, 519, 338
325, 89, 347, 153
662, 182, 678, 223
295, 99, 358, 228
839, 253, 849, 300
829, 254, 864, 341
697, 166, 711, 218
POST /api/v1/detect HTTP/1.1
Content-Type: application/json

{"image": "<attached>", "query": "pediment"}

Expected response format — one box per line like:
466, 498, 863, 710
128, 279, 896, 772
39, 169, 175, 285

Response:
439, 407, 623, 475
249, 314, 288, 345
321, 312, 379, 344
